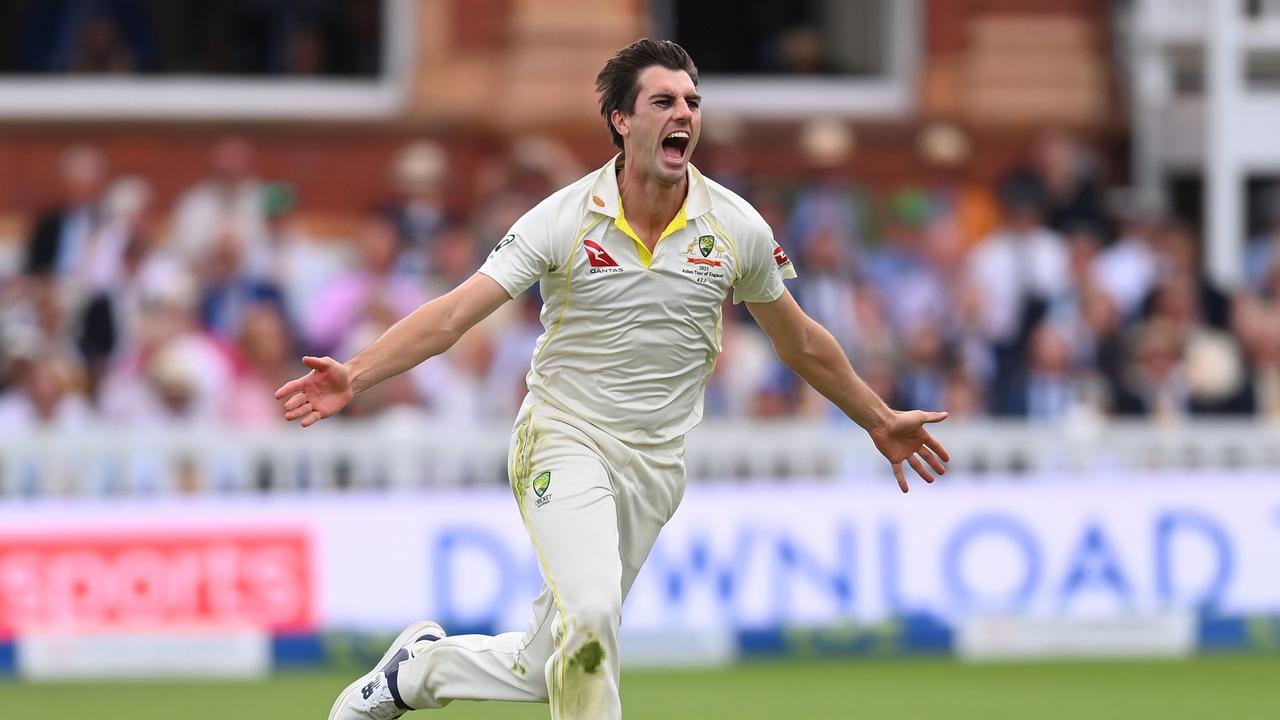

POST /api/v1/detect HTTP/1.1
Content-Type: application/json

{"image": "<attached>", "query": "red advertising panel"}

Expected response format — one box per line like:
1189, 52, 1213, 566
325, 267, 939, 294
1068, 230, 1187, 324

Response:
0, 529, 315, 637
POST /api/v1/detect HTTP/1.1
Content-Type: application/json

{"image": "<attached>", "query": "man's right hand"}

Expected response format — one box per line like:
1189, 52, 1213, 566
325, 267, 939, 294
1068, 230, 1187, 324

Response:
274, 355, 354, 427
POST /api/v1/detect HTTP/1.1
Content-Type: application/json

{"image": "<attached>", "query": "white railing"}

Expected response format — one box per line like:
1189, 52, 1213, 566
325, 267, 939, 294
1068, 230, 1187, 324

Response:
1133, 0, 1209, 44
1126, 0, 1280, 289
1135, 0, 1280, 46
2, 419, 1278, 497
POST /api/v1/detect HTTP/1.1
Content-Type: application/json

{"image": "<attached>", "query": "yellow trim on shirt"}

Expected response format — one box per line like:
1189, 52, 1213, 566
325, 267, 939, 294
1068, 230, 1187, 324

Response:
534, 218, 601, 366
614, 202, 687, 269
702, 213, 742, 284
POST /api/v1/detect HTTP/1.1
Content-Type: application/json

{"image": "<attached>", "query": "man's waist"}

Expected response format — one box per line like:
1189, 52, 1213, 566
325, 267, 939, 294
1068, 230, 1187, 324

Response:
524, 387, 688, 450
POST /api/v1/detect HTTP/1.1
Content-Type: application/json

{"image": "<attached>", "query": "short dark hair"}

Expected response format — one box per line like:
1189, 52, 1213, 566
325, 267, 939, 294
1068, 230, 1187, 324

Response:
595, 39, 699, 151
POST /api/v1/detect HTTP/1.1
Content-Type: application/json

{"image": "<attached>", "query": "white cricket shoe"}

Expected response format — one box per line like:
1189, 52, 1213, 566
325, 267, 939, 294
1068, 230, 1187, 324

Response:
329, 620, 446, 720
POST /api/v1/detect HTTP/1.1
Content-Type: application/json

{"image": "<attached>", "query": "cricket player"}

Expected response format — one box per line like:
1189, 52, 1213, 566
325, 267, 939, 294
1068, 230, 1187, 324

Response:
275, 39, 950, 720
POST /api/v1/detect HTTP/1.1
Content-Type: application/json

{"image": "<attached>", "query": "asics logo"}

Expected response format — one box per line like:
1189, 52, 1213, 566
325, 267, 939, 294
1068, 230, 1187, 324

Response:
583, 240, 620, 268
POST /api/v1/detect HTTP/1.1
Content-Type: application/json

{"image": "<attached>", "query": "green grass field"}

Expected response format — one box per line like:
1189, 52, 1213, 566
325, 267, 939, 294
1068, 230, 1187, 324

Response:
4, 655, 1278, 719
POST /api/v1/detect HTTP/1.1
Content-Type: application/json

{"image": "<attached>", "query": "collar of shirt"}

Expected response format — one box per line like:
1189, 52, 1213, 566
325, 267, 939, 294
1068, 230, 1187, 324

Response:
586, 153, 713, 268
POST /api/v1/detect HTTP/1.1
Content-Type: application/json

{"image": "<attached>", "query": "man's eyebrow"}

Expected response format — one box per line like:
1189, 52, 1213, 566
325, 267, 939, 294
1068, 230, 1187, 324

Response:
648, 91, 702, 102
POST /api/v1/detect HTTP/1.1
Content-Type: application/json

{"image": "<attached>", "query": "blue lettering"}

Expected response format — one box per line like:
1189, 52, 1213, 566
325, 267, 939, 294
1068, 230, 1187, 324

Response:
879, 523, 915, 615
943, 514, 1040, 613
1059, 523, 1132, 609
772, 524, 856, 615
1156, 510, 1233, 610
434, 527, 517, 626
645, 533, 742, 609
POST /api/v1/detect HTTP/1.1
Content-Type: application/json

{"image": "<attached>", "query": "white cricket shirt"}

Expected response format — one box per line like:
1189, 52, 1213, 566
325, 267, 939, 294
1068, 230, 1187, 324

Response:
479, 155, 797, 444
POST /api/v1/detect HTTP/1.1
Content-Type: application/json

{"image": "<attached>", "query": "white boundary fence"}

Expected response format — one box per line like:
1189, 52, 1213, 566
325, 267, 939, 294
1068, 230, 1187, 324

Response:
2, 419, 1278, 497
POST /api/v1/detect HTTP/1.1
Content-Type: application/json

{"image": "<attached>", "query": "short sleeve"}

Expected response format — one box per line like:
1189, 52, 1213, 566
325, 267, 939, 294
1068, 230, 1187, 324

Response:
478, 209, 555, 299
731, 222, 797, 305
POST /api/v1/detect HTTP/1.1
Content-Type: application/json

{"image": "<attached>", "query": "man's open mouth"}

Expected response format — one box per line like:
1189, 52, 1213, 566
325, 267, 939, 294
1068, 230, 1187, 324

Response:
661, 130, 690, 161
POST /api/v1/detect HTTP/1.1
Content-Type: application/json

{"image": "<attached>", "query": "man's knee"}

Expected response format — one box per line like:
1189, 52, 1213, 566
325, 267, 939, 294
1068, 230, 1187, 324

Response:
543, 599, 620, 715
547, 596, 621, 655
561, 598, 620, 641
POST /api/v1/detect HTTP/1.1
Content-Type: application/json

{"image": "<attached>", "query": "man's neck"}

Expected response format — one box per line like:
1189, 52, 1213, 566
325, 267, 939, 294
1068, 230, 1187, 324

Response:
617, 160, 687, 245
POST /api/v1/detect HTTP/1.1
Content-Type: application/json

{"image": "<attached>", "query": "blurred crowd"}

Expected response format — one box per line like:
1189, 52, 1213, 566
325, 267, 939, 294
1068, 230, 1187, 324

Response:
3, 122, 1280, 436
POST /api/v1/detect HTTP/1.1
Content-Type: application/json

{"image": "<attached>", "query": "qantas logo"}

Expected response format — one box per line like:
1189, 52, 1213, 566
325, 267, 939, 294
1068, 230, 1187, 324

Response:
583, 239, 623, 274
583, 240, 618, 267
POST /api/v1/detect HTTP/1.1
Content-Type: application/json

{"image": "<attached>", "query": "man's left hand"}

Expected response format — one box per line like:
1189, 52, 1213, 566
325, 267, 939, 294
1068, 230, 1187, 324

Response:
868, 410, 950, 493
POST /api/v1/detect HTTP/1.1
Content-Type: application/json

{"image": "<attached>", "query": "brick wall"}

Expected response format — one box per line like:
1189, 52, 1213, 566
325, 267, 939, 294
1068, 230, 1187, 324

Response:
0, 0, 1123, 235
922, 0, 1118, 127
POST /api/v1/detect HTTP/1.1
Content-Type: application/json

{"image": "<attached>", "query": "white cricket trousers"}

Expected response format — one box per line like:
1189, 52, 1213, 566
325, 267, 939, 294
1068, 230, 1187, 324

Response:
394, 397, 686, 719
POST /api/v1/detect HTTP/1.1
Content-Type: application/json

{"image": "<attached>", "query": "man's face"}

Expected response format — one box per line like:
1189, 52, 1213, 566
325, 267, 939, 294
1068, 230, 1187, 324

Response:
613, 66, 701, 186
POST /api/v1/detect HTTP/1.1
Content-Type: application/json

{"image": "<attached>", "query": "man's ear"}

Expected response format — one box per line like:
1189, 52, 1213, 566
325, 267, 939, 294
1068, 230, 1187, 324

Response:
611, 109, 629, 140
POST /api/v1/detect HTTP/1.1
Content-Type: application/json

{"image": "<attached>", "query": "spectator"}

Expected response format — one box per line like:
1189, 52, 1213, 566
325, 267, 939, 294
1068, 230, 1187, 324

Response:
864, 190, 947, 337
1234, 299, 1280, 418
20, 0, 154, 73
75, 175, 155, 376
24, 144, 108, 280
1260, 259, 1280, 303
750, 362, 803, 419
69, 9, 140, 73
280, 21, 327, 75
1184, 330, 1251, 416
850, 285, 896, 368
967, 173, 1070, 386
1094, 200, 1160, 320
388, 140, 449, 277
946, 280, 997, 390
224, 302, 299, 427
411, 330, 497, 424
0, 352, 92, 431
768, 27, 839, 75
915, 121, 999, 253
169, 135, 269, 277
1074, 285, 1128, 409
1, 277, 86, 386
994, 321, 1083, 420
1246, 184, 1280, 292
1029, 128, 1108, 234
895, 322, 948, 413
0, 351, 95, 496
469, 136, 582, 250
1049, 225, 1109, 354
302, 211, 426, 356
792, 225, 858, 355
940, 368, 986, 419
1114, 319, 1190, 421
98, 269, 233, 425
197, 223, 286, 342
85, 214, 187, 372
706, 315, 778, 420
258, 182, 345, 333
787, 118, 866, 273
1147, 220, 1231, 330
427, 223, 481, 297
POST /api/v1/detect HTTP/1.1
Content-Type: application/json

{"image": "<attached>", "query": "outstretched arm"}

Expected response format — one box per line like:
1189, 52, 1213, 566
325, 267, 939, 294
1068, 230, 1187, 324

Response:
274, 272, 512, 427
746, 289, 949, 492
